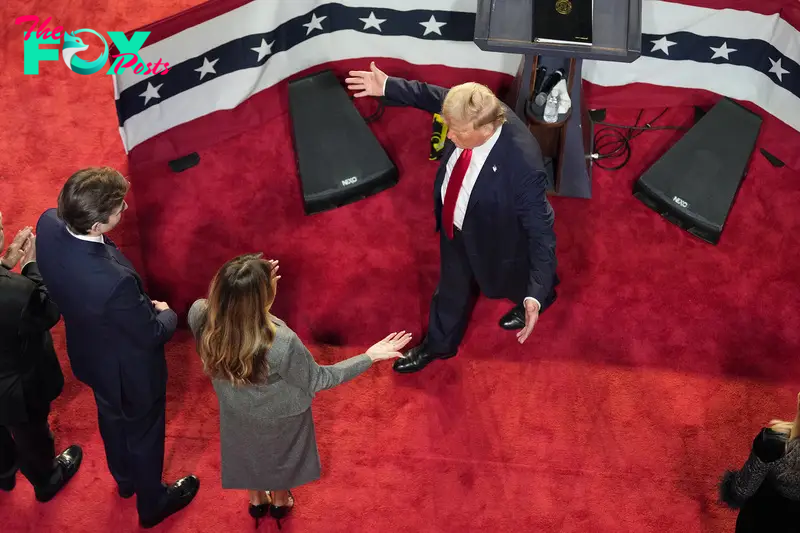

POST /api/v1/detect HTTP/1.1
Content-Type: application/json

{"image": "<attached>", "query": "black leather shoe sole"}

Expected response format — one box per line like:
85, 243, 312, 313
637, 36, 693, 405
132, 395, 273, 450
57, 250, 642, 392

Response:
140, 475, 200, 529
35, 444, 83, 503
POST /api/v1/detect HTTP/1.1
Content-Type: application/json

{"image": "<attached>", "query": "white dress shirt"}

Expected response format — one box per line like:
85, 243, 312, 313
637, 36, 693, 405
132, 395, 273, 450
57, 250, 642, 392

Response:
441, 125, 502, 231
66, 227, 105, 244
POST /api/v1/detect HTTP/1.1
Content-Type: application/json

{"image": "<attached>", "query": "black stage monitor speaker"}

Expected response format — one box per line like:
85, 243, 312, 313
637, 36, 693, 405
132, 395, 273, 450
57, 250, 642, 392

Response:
633, 98, 762, 245
288, 70, 398, 215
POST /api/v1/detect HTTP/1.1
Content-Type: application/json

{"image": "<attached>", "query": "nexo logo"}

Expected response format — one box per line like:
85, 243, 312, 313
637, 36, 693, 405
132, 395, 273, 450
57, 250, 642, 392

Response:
672, 196, 688, 208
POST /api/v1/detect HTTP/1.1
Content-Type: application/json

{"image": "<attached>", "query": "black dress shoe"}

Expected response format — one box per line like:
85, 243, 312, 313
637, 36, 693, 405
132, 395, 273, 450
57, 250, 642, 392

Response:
499, 304, 526, 330
118, 485, 135, 499
393, 343, 456, 374
35, 444, 83, 503
0, 469, 16, 491
139, 474, 200, 529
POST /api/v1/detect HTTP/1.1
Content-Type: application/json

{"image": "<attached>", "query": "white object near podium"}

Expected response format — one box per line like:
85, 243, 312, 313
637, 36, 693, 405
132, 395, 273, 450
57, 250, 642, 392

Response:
474, 0, 643, 198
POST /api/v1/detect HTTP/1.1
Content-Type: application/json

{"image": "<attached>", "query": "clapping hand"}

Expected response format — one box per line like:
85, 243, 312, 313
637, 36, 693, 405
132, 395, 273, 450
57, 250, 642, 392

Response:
768, 420, 794, 435
1, 225, 33, 269
366, 331, 413, 361
345, 62, 388, 98
21, 234, 36, 265
767, 392, 800, 439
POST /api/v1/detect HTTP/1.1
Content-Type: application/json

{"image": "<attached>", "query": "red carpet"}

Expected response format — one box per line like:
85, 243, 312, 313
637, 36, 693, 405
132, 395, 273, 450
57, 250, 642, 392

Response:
3, 2, 800, 533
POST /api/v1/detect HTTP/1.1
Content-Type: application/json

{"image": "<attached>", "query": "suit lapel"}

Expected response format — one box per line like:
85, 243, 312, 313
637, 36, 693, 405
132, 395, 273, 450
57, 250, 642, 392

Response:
435, 142, 457, 204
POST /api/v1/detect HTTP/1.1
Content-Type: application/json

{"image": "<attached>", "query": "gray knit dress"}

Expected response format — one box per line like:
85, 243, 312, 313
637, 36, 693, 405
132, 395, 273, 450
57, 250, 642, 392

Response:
188, 299, 373, 490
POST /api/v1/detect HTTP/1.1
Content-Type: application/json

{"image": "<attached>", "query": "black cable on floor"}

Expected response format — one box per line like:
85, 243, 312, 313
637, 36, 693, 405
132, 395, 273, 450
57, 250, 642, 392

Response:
590, 109, 690, 171
361, 98, 385, 123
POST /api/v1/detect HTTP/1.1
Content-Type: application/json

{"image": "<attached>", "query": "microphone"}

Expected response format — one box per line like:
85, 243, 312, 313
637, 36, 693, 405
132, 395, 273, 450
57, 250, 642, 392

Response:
534, 68, 565, 106
532, 66, 548, 95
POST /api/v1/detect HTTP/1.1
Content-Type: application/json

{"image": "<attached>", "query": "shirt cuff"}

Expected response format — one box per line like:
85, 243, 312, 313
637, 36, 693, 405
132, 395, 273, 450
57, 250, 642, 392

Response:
523, 297, 541, 312
382, 77, 388, 96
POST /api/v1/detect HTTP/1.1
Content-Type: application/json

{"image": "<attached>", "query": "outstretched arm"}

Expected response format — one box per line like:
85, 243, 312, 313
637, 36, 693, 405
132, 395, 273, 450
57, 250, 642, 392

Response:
347, 61, 448, 114
383, 78, 448, 114
277, 332, 372, 395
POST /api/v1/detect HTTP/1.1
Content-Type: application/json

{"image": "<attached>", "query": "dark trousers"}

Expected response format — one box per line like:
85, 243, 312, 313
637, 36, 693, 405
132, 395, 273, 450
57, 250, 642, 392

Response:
0, 403, 61, 488
94, 391, 167, 517
427, 229, 480, 354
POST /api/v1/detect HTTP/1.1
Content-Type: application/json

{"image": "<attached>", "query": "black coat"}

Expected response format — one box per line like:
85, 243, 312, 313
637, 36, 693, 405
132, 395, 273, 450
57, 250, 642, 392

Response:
0, 262, 63, 425
35, 209, 177, 417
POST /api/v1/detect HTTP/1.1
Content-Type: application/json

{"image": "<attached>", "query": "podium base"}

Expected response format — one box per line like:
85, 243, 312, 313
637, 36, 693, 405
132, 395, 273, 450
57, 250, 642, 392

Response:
505, 55, 593, 199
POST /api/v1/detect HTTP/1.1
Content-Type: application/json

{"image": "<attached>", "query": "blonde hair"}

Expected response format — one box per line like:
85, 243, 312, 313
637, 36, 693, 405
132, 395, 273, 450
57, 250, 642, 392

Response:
198, 253, 277, 386
441, 82, 506, 129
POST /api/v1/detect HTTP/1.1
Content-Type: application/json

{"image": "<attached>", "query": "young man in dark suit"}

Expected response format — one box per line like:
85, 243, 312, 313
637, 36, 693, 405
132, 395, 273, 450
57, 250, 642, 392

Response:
35, 169, 199, 528
0, 212, 82, 501
347, 63, 559, 373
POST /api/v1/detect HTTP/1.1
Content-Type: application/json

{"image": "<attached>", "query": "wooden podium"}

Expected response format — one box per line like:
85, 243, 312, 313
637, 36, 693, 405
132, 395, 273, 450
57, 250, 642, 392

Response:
474, 0, 643, 198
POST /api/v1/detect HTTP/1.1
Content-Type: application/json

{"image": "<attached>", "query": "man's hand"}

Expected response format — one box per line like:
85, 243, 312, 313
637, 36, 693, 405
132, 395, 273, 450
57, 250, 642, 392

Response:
1, 226, 33, 269
345, 62, 388, 98
516, 299, 540, 344
21, 234, 36, 265
152, 300, 170, 312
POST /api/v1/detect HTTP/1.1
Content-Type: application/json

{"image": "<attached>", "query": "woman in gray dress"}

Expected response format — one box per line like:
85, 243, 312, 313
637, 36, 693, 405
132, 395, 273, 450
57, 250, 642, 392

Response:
188, 253, 411, 528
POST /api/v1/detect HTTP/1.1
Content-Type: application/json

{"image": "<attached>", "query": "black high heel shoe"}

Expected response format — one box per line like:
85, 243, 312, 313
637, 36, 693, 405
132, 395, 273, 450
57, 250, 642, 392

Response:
268, 490, 294, 530
248, 501, 270, 529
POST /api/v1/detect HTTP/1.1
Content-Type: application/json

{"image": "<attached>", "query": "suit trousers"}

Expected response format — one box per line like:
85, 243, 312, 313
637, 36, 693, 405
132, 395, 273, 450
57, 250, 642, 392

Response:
0, 403, 61, 487
426, 229, 480, 354
93, 391, 167, 518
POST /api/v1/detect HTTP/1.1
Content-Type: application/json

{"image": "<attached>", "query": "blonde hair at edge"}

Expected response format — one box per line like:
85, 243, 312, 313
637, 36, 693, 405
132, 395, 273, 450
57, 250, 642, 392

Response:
441, 82, 506, 130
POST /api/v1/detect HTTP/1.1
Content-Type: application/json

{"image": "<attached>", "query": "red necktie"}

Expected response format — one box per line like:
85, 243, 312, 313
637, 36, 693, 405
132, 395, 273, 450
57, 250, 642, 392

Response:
441, 149, 472, 239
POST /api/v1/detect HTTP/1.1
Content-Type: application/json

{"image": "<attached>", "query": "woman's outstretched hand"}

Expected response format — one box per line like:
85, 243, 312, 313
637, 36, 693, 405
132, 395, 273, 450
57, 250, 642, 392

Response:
366, 331, 413, 361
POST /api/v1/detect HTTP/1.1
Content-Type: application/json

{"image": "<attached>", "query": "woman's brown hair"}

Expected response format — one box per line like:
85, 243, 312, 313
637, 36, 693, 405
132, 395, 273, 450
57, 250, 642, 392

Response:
198, 253, 277, 385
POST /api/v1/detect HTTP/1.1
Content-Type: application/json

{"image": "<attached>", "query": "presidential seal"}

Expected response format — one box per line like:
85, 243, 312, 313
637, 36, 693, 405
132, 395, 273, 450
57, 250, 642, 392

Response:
555, 0, 572, 15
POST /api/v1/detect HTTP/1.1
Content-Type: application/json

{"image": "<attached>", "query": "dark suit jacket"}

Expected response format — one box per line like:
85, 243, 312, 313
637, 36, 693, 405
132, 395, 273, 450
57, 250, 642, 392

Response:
384, 78, 558, 306
35, 209, 177, 416
0, 261, 63, 425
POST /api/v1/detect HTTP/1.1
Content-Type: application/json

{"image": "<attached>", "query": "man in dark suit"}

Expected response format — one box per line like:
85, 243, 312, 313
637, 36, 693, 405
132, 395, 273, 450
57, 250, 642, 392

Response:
0, 212, 82, 501
35, 168, 199, 528
347, 63, 558, 373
